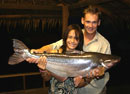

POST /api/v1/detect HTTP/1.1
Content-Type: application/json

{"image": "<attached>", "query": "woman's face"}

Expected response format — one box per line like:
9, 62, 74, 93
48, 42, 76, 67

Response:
66, 29, 79, 51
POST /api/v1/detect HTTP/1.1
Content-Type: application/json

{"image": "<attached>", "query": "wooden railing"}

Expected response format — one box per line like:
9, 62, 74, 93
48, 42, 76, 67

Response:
0, 72, 47, 93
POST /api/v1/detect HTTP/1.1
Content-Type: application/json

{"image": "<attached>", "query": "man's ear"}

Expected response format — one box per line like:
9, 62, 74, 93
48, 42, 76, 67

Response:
81, 17, 84, 24
98, 19, 101, 26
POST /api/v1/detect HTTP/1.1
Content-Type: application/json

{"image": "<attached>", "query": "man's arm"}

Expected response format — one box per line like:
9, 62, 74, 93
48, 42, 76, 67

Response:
30, 44, 54, 53
74, 67, 105, 88
30, 39, 63, 53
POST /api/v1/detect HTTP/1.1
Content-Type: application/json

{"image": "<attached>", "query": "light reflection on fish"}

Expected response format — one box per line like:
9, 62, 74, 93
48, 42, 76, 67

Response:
8, 39, 121, 77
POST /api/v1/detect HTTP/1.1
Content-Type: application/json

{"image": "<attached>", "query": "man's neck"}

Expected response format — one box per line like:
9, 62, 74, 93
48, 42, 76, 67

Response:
83, 31, 96, 45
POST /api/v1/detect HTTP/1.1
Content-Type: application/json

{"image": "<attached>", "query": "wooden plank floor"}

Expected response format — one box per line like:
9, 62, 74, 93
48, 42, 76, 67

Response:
0, 85, 130, 94
0, 88, 48, 94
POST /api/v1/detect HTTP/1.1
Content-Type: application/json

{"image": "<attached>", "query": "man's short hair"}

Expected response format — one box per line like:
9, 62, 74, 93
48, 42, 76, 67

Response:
82, 5, 101, 19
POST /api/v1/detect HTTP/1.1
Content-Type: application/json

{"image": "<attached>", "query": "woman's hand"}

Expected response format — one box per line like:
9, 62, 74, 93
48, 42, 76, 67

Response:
26, 58, 38, 63
39, 68, 52, 81
74, 76, 82, 87
26, 56, 47, 70
37, 56, 47, 70
26, 49, 44, 63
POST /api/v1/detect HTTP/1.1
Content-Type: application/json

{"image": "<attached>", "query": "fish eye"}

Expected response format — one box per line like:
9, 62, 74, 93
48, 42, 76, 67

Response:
99, 59, 103, 62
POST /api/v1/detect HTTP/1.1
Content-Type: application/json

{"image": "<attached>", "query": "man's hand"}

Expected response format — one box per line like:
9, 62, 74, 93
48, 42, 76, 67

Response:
30, 49, 44, 53
86, 67, 105, 79
73, 67, 105, 88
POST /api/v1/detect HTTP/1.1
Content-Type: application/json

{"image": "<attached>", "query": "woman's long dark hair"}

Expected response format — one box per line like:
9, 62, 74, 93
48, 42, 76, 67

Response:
61, 24, 84, 53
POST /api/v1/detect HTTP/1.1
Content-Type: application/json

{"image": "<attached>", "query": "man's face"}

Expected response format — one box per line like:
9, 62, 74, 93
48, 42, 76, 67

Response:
81, 13, 100, 34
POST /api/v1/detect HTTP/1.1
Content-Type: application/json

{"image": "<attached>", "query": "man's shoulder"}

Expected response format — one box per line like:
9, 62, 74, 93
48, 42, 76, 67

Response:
52, 39, 63, 44
50, 39, 63, 50
97, 32, 110, 45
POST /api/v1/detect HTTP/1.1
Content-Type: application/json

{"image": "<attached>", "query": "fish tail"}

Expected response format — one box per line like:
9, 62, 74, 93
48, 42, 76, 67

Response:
8, 53, 25, 65
12, 39, 29, 50
8, 39, 29, 65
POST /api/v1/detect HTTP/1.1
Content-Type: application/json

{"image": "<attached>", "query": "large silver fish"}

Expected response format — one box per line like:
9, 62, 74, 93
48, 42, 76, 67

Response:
8, 39, 121, 77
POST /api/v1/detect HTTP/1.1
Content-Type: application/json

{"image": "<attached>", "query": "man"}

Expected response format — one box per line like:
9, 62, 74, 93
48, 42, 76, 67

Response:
27, 5, 111, 94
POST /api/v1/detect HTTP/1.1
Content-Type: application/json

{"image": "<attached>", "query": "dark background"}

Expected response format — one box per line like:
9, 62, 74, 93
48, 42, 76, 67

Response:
0, 14, 130, 93
0, 0, 130, 93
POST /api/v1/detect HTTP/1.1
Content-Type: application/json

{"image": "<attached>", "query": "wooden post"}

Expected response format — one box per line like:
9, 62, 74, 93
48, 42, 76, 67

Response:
62, 4, 69, 34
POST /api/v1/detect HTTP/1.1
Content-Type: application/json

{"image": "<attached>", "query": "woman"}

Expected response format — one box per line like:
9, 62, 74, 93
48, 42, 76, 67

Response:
28, 24, 84, 94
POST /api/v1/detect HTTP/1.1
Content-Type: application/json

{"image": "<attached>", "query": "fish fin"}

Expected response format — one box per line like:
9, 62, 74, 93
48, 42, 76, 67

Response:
8, 39, 29, 65
8, 53, 25, 65
12, 39, 29, 50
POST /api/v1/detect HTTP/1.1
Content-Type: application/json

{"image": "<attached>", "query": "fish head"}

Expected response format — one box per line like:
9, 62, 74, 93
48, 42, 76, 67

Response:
99, 54, 121, 69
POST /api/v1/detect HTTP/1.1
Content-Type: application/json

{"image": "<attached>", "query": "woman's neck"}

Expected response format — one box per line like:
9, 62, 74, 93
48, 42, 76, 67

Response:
66, 49, 74, 52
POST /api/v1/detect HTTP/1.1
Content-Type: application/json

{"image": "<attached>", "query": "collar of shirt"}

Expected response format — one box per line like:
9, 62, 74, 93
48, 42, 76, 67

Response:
82, 29, 98, 46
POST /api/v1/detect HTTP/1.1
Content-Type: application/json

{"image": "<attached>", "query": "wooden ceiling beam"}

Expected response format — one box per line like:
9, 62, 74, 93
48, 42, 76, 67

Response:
118, 0, 130, 8
0, 4, 61, 11
0, 0, 61, 10
70, 0, 115, 9
0, 14, 62, 18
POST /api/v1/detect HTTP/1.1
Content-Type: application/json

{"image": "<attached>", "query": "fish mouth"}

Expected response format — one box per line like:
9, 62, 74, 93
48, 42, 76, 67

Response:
113, 59, 120, 63
102, 57, 121, 69
101, 62, 115, 69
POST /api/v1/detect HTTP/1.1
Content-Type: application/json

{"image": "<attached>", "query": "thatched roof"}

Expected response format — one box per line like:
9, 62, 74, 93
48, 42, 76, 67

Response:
0, 0, 130, 32
0, 0, 130, 16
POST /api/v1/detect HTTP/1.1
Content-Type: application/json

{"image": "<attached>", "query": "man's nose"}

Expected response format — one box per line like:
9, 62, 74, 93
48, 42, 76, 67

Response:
88, 22, 93, 27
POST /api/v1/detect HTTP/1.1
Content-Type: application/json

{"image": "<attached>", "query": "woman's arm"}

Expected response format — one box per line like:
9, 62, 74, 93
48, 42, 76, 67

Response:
38, 48, 66, 82
39, 69, 52, 81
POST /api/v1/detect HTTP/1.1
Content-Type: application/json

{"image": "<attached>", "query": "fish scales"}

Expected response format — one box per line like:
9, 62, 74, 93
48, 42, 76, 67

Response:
45, 54, 101, 77
46, 56, 97, 71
